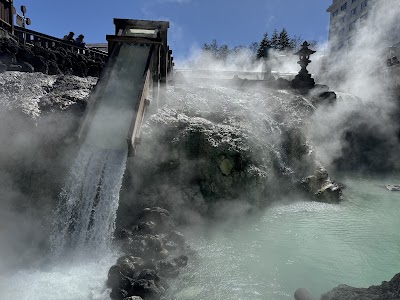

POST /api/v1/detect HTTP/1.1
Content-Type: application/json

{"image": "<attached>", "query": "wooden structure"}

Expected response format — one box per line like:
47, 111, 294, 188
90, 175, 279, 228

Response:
13, 26, 108, 60
78, 19, 173, 156
107, 19, 172, 86
0, 0, 14, 34
107, 19, 173, 156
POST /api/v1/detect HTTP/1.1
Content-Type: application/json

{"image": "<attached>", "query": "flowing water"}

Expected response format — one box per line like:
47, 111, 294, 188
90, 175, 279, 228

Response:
51, 145, 127, 256
169, 173, 400, 300
0, 144, 127, 300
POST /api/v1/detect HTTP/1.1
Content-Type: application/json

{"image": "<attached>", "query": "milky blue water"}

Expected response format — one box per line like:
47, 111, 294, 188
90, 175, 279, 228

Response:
170, 174, 400, 300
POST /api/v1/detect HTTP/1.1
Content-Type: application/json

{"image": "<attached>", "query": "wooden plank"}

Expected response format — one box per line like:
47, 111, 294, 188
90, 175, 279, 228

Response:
114, 19, 169, 31
106, 35, 162, 45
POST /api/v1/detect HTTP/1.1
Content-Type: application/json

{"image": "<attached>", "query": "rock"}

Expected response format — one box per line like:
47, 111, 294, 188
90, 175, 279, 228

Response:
138, 207, 175, 233
123, 297, 143, 300
110, 288, 129, 300
19, 61, 34, 73
129, 279, 161, 300
48, 60, 62, 75
137, 269, 160, 286
275, 77, 291, 89
314, 91, 337, 106
107, 256, 147, 290
164, 240, 179, 251
117, 228, 134, 239
167, 231, 185, 247
157, 248, 169, 259
122, 234, 166, 259
157, 255, 188, 278
301, 167, 342, 203
0, 51, 16, 65
173, 255, 188, 267
87, 63, 100, 77
31, 55, 48, 74
218, 156, 234, 176
294, 288, 316, 300
133, 221, 156, 235
321, 273, 400, 300
7, 64, 23, 71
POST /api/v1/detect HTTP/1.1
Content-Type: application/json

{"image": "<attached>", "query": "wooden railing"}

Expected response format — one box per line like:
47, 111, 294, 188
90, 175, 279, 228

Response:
0, 18, 12, 33
13, 26, 108, 60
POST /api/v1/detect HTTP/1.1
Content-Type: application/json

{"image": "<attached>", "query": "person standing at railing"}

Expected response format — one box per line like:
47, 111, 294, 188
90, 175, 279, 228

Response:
63, 31, 75, 43
75, 34, 86, 48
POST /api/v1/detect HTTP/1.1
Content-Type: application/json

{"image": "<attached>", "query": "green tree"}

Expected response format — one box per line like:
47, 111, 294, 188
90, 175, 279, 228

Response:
217, 44, 229, 60
271, 29, 279, 50
256, 32, 271, 59
202, 39, 219, 57
202, 39, 231, 61
278, 28, 291, 51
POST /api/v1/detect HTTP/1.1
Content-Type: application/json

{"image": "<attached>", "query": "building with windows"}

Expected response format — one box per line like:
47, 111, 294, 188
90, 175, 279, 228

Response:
327, 0, 371, 52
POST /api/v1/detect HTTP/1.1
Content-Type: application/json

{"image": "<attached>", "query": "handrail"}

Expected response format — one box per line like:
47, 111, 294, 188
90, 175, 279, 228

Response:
13, 26, 108, 60
0, 19, 12, 30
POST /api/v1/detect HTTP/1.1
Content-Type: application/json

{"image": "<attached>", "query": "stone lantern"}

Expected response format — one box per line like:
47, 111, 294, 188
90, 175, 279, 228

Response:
291, 41, 316, 90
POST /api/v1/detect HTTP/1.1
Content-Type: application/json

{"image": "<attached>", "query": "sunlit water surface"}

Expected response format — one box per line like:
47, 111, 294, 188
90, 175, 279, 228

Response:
169, 174, 400, 300
0, 175, 399, 300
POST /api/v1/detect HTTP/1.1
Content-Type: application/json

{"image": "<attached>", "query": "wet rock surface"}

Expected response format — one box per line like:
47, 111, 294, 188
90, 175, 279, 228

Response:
109, 207, 191, 300
320, 273, 400, 300
118, 81, 342, 229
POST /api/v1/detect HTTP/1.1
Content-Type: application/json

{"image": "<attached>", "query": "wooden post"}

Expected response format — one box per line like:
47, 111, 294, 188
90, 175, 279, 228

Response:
10, 0, 14, 35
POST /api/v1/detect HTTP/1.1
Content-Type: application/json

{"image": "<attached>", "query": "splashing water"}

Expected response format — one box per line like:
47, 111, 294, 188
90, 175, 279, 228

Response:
51, 144, 127, 257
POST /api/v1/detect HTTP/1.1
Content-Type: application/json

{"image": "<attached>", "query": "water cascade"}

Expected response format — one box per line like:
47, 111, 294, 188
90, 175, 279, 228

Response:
50, 145, 127, 256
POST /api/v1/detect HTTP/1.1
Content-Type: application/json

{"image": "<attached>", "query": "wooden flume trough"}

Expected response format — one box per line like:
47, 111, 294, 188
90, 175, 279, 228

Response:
77, 19, 173, 157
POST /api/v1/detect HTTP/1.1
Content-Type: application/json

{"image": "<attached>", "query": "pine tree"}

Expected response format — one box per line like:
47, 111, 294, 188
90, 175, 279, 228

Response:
271, 29, 279, 50
289, 35, 302, 51
256, 32, 271, 59
278, 28, 291, 51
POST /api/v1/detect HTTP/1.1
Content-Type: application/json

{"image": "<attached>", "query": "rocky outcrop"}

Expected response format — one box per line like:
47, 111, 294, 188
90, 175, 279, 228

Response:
118, 81, 342, 227
109, 207, 191, 300
320, 273, 400, 300
300, 167, 342, 203
0, 37, 105, 77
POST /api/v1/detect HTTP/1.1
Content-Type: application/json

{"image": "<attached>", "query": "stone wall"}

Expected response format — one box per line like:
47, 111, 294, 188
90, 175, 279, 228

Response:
0, 36, 105, 77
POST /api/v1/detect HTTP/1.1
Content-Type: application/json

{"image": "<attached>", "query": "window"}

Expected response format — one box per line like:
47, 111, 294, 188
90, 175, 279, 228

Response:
339, 28, 345, 35
361, 0, 367, 9
341, 2, 347, 11
350, 7, 357, 16
333, 9, 339, 17
340, 16, 346, 23
352, 0, 357, 2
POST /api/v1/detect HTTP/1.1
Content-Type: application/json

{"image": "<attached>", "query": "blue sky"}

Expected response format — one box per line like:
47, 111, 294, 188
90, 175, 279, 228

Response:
13, 0, 332, 59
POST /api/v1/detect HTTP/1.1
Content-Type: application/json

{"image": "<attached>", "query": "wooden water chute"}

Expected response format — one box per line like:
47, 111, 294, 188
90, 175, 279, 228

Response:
106, 19, 171, 157
77, 19, 172, 157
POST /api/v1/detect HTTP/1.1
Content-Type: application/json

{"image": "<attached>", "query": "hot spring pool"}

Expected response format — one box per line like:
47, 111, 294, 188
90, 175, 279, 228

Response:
169, 174, 400, 300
